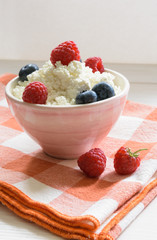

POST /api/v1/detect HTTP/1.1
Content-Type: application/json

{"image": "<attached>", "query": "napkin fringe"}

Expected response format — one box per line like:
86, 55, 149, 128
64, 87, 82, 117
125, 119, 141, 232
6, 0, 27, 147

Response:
99, 178, 157, 237
0, 191, 98, 240
0, 179, 157, 240
0, 192, 113, 240
0, 180, 99, 230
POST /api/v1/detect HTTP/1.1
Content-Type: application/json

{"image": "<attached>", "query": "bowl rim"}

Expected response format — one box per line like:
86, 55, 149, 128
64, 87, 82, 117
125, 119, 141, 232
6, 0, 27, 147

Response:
5, 68, 130, 110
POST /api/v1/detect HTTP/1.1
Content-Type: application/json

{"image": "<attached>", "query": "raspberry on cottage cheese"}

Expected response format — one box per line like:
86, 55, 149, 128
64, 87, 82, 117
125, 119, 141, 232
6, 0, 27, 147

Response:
13, 60, 121, 105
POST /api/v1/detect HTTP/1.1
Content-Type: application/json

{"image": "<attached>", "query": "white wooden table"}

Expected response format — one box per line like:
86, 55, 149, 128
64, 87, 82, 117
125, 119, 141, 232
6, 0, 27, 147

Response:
0, 60, 157, 240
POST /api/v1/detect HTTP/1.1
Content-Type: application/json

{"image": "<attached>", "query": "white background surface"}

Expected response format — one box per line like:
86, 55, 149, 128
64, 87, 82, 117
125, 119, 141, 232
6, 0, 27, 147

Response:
0, 0, 157, 64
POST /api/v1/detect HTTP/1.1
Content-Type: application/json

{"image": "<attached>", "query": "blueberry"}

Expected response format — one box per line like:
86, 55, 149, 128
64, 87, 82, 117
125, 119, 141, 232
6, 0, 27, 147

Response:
19, 64, 39, 82
92, 82, 115, 101
76, 90, 97, 104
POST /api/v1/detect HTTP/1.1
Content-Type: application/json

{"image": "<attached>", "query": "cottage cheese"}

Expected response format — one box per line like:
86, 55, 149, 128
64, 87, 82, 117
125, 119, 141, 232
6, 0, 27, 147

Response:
13, 60, 121, 105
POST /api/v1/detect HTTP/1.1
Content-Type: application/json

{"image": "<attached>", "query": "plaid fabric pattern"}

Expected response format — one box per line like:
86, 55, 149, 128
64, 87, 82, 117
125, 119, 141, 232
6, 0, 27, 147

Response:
0, 74, 157, 240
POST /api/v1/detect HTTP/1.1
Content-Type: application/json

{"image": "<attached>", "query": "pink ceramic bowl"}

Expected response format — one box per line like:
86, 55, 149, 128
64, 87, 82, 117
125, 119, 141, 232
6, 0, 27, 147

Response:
5, 69, 129, 159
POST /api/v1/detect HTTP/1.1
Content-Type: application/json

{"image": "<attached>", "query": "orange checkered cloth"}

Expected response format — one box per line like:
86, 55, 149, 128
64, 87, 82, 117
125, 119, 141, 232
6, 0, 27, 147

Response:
0, 74, 157, 240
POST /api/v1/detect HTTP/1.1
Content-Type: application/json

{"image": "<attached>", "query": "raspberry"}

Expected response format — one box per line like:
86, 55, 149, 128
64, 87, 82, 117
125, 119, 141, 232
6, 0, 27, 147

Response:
22, 81, 48, 104
114, 147, 147, 175
50, 41, 81, 66
85, 57, 105, 73
77, 148, 106, 178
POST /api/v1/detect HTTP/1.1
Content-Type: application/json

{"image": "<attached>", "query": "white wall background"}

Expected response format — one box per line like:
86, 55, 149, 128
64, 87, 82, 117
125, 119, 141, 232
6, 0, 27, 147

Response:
0, 0, 157, 64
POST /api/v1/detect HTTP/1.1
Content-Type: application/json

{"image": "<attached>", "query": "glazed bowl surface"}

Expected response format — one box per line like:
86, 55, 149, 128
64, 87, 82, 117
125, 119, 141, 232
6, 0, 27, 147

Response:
5, 69, 130, 159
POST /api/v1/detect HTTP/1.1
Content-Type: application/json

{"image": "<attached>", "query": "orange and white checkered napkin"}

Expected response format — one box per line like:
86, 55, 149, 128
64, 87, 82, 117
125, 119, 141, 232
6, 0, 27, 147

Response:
0, 74, 157, 240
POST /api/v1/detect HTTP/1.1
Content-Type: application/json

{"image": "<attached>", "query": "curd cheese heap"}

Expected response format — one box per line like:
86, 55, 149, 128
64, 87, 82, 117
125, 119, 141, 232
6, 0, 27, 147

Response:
13, 41, 121, 105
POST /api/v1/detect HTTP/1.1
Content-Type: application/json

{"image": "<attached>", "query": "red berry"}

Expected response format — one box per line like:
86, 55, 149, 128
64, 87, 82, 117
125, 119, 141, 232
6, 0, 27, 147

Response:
114, 147, 147, 175
85, 57, 105, 73
50, 41, 81, 66
22, 81, 48, 104
77, 148, 106, 178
